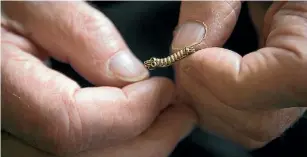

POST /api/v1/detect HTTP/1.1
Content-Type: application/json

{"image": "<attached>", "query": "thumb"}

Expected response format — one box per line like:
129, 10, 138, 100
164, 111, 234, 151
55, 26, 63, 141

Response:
180, 2, 307, 109
172, 1, 241, 50
172, 1, 242, 100
2, 1, 148, 87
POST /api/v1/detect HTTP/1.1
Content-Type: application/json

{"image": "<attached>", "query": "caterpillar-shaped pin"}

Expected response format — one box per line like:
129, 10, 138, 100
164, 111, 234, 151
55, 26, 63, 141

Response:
144, 47, 196, 70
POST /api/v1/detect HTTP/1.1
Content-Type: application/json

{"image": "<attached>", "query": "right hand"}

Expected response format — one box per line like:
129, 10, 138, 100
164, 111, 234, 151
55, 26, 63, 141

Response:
172, 1, 306, 148
1, 1, 196, 156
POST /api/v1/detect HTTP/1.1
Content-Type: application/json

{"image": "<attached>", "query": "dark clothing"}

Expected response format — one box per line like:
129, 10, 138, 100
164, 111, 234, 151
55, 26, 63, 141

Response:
51, 2, 307, 157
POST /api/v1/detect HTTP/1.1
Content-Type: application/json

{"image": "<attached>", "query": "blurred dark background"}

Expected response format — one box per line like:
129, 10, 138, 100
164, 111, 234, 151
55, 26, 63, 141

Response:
51, 1, 307, 157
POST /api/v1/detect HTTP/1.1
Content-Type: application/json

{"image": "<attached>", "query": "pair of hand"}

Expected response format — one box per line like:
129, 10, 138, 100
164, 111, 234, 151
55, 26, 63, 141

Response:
2, 1, 307, 157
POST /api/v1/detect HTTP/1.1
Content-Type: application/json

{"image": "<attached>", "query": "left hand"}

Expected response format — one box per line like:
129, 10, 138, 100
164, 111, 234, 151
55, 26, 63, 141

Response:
172, 1, 307, 149
2, 104, 196, 157
1, 2, 196, 156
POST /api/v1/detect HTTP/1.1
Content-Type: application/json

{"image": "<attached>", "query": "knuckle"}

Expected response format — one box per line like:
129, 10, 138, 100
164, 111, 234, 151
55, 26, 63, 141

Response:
39, 80, 82, 155
1, 28, 40, 59
68, 9, 122, 56
74, 10, 121, 51
38, 104, 82, 156
1, 44, 35, 67
279, 2, 307, 19
22, 82, 81, 156
77, 12, 106, 35
223, 1, 241, 20
269, 2, 307, 34
83, 12, 109, 35
29, 121, 77, 156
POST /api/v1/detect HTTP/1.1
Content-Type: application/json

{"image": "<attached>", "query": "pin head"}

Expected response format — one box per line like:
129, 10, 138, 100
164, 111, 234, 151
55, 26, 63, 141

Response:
144, 57, 157, 70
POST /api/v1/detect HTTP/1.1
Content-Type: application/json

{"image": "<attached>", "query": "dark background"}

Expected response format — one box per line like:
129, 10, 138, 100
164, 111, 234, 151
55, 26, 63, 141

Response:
50, 1, 307, 157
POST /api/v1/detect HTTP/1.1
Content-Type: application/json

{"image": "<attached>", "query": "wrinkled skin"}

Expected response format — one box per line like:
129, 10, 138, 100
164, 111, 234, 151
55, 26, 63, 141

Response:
173, 1, 307, 148
2, 1, 307, 157
1, 2, 196, 157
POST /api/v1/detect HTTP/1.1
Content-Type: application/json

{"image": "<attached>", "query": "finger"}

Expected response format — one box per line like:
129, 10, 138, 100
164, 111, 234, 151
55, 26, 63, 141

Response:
177, 71, 305, 149
1, 26, 49, 62
2, 37, 174, 156
247, 2, 272, 47
171, 1, 241, 50
179, 2, 307, 109
2, 1, 148, 86
2, 104, 196, 157
237, 1, 307, 108
77, 104, 197, 157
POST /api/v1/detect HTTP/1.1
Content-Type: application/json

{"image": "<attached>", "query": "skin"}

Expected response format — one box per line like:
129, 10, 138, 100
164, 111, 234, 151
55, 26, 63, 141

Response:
1, 1, 196, 157
174, 1, 307, 148
2, 1, 307, 156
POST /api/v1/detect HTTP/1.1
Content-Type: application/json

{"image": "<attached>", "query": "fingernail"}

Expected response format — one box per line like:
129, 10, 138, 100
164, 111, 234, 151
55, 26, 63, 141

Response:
108, 50, 149, 82
172, 21, 206, 49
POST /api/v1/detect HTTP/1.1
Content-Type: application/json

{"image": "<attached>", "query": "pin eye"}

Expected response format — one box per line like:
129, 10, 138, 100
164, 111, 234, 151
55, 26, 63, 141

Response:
151, 62, 157, 67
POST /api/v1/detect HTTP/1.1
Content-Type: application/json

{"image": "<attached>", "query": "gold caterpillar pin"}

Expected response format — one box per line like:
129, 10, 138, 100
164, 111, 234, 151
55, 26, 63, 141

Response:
144, 46, 197, 70
144, 20, 207, 70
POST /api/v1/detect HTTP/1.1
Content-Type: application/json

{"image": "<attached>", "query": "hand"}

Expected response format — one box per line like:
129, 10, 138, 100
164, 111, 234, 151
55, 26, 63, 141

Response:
172, 1, 307, 148
1, 1, 196, 156
2, 104, 196, 157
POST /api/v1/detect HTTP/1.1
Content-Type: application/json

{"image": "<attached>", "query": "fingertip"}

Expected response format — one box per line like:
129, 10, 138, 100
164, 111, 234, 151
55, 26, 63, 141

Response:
128, 76, 174, 93
179, 48, 242, 79
123, 77, 175, 111
150, 76, 175, 90
124, 76, 174, 92
174, 1, 241, 49
146, 76, 175, 96
106, 50, 149, 83
74, 86, 125, 107
2, 1, 150, 87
